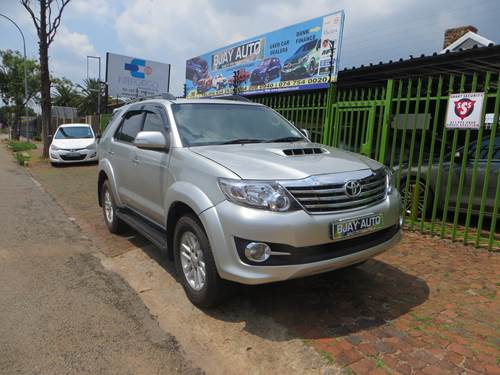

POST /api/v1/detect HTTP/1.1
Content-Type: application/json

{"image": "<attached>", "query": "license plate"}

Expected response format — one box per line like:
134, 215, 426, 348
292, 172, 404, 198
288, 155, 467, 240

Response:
66, 152, 80, 157
330, 214, 384, 239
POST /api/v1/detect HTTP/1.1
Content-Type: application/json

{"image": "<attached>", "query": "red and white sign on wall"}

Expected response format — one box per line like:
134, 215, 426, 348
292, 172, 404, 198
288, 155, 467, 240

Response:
445, 92, 485, 129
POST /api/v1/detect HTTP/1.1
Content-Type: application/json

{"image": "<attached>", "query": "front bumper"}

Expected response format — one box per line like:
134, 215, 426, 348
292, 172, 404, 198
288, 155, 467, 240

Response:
199, 190, 402, 285
250, 74, 266, 84
49, 149, 98, 163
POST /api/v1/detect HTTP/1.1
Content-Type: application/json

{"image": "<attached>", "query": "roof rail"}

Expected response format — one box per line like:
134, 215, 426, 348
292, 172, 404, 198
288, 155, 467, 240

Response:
126, 93, 176, 104
213, 95, 252, 103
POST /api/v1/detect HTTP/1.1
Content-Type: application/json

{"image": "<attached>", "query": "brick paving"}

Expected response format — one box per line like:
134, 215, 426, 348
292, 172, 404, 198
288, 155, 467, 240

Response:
246, 235, 499, 374
28, 159, 500, 375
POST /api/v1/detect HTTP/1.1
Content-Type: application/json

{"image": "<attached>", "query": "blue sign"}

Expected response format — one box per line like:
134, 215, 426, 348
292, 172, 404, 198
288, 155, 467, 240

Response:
185, 11, 344, 97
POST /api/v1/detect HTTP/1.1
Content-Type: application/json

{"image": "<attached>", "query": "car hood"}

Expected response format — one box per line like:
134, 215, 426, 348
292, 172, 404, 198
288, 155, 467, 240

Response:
190, 142, 382, 180
51, 138, 95, 149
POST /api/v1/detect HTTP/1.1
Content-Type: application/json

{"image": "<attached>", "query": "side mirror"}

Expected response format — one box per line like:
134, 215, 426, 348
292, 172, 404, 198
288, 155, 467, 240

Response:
300, 128, 310, 140
134, 131, 169, 151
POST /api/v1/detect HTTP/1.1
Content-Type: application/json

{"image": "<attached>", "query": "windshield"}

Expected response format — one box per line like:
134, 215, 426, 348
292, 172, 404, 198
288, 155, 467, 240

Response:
295, 40, 317, 54
172, 103, 305, 146
55, 126, 94, 139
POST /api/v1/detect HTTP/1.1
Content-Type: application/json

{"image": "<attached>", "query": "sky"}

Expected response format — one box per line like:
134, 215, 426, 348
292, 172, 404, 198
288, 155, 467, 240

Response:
0, 0, 499, 96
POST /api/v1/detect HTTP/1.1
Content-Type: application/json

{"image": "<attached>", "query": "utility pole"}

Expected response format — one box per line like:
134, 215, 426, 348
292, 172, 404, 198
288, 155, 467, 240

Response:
86, 55, 102, 115
328, 40, 336, 87
0, 13, 29, 140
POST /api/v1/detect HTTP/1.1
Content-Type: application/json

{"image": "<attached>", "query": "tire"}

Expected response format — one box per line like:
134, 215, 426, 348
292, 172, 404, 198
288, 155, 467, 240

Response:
173, 214, 236, 308
101, 180, 124, 234
401, 178, 433, 219
308, 59, 317, 75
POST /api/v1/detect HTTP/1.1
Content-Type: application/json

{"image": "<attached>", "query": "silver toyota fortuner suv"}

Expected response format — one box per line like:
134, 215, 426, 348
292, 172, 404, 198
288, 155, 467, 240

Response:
97, 94, 402, 307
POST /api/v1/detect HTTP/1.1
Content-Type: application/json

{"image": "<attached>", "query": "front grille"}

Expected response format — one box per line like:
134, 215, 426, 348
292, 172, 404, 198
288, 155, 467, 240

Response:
286, 170, 387, 213
60, 154, 86, 161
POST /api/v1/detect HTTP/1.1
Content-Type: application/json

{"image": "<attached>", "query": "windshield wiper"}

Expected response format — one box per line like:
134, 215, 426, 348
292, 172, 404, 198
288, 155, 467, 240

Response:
220, 138, 265, 145
265, 136, 304, 143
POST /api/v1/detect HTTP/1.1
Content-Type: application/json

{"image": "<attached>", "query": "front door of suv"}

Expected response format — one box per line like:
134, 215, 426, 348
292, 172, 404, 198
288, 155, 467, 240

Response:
112, 108, 145, 208
132, 105, 171, 224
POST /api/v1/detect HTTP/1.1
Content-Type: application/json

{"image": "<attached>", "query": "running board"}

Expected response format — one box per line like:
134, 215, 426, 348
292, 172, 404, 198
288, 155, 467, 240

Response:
116, 208, 168, 253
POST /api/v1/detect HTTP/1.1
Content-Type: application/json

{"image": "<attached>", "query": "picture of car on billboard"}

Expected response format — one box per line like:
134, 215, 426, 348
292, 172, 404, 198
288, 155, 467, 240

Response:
185, 11, 344, 97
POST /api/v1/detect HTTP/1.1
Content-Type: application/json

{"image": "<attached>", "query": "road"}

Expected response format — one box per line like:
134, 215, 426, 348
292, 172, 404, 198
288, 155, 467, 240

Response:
0, 142, 201, 374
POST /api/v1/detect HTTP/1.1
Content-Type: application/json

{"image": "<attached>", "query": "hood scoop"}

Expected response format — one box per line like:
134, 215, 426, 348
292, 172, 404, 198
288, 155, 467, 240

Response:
280, 147, 328, 156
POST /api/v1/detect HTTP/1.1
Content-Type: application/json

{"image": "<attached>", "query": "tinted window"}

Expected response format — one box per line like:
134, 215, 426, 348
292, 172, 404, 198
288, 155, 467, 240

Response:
143, 111, 166, 133
470, 136, 500, 159
296, 40, 317, 54
116, 111, 143, 143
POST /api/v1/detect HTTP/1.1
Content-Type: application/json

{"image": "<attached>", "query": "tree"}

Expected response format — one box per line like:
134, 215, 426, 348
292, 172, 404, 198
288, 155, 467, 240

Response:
21, 0, 71, 157
0, 50, 40, 139
52, 77, 81, 108
77, 78, 105, 116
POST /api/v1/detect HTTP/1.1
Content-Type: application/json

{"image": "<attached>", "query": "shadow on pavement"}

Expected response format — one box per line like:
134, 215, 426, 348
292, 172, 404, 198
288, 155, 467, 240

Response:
136, 230, 429, 342
208, 259, 429, 341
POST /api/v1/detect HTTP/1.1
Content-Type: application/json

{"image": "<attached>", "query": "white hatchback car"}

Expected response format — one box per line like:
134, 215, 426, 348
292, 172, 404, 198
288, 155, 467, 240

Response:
49, 123, 98, 166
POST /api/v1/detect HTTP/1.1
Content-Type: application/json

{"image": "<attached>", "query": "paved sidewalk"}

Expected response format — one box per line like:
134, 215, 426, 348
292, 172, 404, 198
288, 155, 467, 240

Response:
0, 142, 200, 374
28, 157, 500, 375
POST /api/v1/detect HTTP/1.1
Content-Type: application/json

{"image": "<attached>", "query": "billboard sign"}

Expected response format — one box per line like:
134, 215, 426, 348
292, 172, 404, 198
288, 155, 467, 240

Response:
185, 11, 345, 98
445, 92, 485, 129
106, 52, 171, 99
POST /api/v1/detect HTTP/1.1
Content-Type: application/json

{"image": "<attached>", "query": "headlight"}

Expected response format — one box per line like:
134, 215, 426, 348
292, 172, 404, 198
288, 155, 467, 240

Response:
385, 168, 394, 194
50, 144, 60, 151
218, 178, 297, 212
86, 142, 97, 151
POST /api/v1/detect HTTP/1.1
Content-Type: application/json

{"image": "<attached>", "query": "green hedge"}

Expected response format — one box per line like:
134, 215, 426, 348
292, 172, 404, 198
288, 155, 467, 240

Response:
8, 140, 37, 152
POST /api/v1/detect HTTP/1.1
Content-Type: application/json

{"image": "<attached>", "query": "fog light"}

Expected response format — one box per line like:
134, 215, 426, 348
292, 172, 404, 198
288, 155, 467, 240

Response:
244, 242, 271, 262
50, 153, 58, 159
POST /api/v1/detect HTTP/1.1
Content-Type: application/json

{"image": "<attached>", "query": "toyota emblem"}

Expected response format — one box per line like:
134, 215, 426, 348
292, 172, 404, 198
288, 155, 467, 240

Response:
344, 180, 362, 197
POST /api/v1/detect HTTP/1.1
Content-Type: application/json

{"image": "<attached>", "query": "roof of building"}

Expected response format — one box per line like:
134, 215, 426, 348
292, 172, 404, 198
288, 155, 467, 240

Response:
440, 31, 494, 54
337, 43, 500, 88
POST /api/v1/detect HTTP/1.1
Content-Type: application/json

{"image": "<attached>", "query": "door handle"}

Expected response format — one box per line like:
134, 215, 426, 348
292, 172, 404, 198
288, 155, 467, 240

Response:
107, 150, 115, 156
132, 155, 140, 164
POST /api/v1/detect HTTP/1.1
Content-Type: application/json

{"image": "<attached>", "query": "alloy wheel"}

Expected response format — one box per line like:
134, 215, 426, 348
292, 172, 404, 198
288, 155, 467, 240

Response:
104, 190, 114, 223
179, 231, 206, 291
404, 181, 426, 217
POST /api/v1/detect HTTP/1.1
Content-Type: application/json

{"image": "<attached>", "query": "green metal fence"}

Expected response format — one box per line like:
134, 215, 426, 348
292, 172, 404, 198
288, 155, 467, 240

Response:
252, 72, 500, 251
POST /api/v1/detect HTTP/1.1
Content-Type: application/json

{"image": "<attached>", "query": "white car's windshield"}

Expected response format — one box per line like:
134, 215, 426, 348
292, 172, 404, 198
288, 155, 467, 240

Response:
171, 103, 305, 146
55, 126, 93, 139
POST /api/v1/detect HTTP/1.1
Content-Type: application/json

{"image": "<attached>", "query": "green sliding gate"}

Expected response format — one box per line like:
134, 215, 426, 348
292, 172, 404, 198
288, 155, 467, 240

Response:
252, 72, 500, 251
